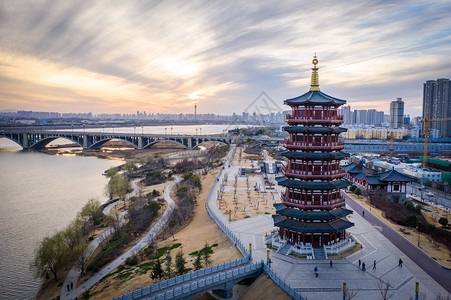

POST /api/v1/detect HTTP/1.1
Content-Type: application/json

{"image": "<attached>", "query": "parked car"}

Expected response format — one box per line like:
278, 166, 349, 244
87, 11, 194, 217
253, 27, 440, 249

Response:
426, 192, 434, 197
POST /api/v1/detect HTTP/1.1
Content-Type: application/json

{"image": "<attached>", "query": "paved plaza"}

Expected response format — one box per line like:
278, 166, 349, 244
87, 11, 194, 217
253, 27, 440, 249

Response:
214, 155, 450, 300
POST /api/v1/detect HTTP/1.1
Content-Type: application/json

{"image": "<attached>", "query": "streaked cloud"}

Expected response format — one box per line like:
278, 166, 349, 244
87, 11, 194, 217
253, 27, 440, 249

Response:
0, 0, 450, 116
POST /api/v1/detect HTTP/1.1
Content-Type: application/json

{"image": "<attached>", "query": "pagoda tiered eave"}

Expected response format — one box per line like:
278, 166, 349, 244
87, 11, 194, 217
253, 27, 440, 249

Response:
281, 150, 350, 160
284, 90, 346, 107
283, 126, 347, 133
272, 214, 354, 233
274, 203, 352, 220
276, 177, 352, 189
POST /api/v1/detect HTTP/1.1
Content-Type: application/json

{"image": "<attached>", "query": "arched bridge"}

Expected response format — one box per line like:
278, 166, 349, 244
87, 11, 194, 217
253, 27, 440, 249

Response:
0, 130, 231, 150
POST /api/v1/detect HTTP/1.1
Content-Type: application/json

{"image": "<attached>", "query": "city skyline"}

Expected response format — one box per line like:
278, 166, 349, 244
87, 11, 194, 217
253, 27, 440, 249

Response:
1, 1, 451, 116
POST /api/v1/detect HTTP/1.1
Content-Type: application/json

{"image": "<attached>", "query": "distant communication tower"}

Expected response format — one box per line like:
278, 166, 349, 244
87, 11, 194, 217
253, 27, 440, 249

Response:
194, 100, 197, 120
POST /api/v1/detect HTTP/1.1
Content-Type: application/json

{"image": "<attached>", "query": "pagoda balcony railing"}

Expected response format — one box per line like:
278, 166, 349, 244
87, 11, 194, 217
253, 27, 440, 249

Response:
284, 141, 344, 150
280, 195, 346, 209
286, 114, 343, 123
284, 169, 346, 180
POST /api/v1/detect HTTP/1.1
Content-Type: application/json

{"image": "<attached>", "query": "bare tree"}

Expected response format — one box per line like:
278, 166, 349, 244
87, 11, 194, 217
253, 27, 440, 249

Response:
345, 288, 359, 300
378, 280, 394, 300
108, 211, 122, 237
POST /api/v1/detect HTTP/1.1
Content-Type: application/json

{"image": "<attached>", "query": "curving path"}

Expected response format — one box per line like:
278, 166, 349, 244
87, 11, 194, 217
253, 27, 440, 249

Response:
61, 176, 180, 300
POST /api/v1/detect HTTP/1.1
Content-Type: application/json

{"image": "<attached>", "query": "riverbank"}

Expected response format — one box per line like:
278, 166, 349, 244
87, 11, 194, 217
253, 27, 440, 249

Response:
41, 140, 187, 161
82, 164, 241, 299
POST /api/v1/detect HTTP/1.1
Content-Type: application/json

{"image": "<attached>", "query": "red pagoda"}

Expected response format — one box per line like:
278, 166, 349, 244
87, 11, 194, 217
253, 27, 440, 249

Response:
272, 57, 354, 256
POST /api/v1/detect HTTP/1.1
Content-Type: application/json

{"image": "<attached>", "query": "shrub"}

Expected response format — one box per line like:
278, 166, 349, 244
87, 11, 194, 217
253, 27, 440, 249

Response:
349, 185, 357, 192
438, 217, 448, 227
405, 201, 414, 210
425, 223, 436, 232
125, 256, 138, 266
354, 188, 362, 196
405, 215, 417, 225
414, 204, 422, 212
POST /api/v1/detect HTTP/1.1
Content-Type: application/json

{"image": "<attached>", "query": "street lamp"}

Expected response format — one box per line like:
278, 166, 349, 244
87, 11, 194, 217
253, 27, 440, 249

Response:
165, 128, 167, 135
200, 128, 202, 135
102, 125, 105, 133
417, 226, 420, 247
134, 126, 136, 134
142, 126, 144, 134
171, 127, 173, 135
196, 129, 198, 135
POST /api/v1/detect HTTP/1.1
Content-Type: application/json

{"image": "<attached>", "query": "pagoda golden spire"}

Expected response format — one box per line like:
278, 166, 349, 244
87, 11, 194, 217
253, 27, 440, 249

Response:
309, 54, 320, 91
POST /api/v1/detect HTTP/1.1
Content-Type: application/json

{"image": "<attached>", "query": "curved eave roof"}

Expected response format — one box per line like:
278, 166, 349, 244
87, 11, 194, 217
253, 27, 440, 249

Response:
276, 177, 352, 189
281, 150, 350, 160
283, 126, 347, 134
284, 91, 346, 106
274, 204, 353, 220
272, 215, 354, 233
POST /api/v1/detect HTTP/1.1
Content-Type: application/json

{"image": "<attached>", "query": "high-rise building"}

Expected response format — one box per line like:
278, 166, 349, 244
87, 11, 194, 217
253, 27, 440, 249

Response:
389, 98, 404, 129
273, 57, 353, 252
423, 78, 451, 138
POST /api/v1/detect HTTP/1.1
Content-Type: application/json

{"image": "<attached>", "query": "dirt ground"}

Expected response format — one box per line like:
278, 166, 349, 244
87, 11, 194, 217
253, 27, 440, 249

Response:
87, 166, 242, 299
240, 274, 292, 300
347, 192, 451, 268
218, 149, 278, 221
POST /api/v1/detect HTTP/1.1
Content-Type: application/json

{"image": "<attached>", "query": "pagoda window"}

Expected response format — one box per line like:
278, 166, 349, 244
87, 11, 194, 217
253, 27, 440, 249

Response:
315, 136, 321, 143
393, 184, 400, 191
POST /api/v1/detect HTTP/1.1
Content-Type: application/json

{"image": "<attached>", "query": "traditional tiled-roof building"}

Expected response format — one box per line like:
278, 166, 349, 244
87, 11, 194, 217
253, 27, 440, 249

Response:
343, 162, 414, 203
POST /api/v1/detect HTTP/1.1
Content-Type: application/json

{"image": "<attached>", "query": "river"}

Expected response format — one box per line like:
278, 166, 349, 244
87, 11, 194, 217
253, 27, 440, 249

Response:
0, 140, 122, 299
0, 124, 246, 299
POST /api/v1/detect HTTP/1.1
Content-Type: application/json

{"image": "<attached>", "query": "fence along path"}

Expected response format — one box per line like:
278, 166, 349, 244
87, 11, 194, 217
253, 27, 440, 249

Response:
112, 145, 305, 300
61, 176, 180, 300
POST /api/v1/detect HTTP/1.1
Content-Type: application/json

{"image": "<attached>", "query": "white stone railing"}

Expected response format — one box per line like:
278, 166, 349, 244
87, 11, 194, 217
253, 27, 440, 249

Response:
324, 236, 356, 255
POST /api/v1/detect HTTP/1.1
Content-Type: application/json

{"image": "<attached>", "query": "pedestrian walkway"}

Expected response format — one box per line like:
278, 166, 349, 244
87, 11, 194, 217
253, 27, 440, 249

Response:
61, 176, 180, 300
207, 148, 449, 299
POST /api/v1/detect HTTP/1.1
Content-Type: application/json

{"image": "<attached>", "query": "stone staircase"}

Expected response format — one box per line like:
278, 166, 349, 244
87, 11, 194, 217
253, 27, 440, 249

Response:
312, 247, 327, 260
277, 242, 292, 255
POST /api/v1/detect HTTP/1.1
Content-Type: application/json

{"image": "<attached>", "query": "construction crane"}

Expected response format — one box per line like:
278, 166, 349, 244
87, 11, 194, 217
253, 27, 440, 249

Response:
420, 112, 451, 167
389, 131, 394, 157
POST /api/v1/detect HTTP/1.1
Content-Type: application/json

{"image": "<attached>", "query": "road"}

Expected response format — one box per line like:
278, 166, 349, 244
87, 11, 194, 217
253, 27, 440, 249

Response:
343, 192, 451, 294
406, 182, 451, 209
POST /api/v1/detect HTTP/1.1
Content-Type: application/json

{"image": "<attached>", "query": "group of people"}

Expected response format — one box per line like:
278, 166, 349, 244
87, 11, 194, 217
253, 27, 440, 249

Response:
66, 282, 74, 292
313, 257, 404, 277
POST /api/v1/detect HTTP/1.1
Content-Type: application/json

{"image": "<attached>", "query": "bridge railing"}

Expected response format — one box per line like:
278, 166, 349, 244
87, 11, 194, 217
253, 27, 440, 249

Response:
112, 259, 260, 300
263, 264, 306, 300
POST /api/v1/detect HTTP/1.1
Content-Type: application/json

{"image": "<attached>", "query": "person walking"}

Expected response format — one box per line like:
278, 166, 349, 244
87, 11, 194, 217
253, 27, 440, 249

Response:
362, 210, 365, 217
71, 282, 73, 290
330, 260, 333, 268
373, 260, 376, 269
358, 259, 361, 268
362, 262, 366, 271
314, 266, 318, 277
67, 284, 70, 292
399, 258, 403, 267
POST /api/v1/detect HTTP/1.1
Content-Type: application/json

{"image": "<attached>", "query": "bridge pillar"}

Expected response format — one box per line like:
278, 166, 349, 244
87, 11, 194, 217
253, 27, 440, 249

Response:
83, 135, 88, 149
22, 133, 29, 149
138, 137, 143, 149
188, 138, 192, 149
213, 282, 234, 299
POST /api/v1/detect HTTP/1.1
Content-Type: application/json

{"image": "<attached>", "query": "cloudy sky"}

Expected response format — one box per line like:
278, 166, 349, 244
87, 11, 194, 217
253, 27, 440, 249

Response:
1, 0, 450, 116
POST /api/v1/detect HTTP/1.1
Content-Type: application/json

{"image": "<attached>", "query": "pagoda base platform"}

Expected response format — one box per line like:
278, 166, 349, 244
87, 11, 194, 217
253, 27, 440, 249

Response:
266, 233, 356, 259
